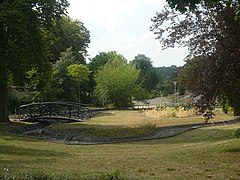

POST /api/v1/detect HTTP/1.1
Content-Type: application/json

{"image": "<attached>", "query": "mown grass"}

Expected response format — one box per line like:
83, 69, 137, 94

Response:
0, 121, 240, 179
1, 110, 240, 179
86, 110, 235, 127
48, 110, 236, 138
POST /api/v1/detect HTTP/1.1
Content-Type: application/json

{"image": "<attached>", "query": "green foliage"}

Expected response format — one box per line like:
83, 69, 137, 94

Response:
166, 0, 240, 19
152, 3, 240, 115
131, 54, 159, 91
66, 64, 90, 102
94, 55, 142, 108
233, 128, 240, 138
220, 95, 232, 114
26, 65, 55, 101
50, 17, 90, 62
89, 52, 110, 72
155, 65, 184, 96
67, 64, 90, 83
0, 0, 69, 122
54, 48, 89, 102
88, 51, 128, 102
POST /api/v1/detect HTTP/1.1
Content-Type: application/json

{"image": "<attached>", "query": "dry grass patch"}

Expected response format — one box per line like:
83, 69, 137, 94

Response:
143, 106, 196, 118
89, 110, 235, 126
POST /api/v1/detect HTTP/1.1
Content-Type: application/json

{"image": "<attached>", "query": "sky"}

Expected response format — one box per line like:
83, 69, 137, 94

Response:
67, 0, 189, 67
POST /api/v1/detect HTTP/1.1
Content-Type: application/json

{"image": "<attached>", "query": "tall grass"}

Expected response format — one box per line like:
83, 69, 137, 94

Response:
143, 106, 196, 118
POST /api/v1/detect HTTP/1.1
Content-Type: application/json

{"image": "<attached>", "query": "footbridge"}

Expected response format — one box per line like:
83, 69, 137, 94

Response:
17, 101, 92, 122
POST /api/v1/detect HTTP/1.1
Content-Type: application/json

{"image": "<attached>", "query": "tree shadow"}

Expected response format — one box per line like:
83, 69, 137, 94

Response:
133, 128, 237, 145
225, 147, 240, 153
93, 112, 116, 118
0, 144, 70, 157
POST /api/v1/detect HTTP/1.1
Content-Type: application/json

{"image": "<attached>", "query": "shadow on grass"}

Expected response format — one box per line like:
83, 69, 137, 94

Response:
94, 112, 116, 118
225, 147, 240, 153
136, 128, 237, 145
0, 144, 69, 157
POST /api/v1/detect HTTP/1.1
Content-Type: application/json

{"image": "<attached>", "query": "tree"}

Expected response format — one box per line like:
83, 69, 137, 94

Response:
26, 65, 55, 101
67, 64, 90, 102
0, 0, 69, 122
155, 65, 182, 96
54, 48, 86, 101
131, 54, 159, 91
94, 56, 142, 108
50, 17, 90, 62
151, 3, 240, 114
22, 16, 90, 103
166, 0, 240, 19
89, 51, 127, 72
88, 51, 128, 98
178, 56, 219, 103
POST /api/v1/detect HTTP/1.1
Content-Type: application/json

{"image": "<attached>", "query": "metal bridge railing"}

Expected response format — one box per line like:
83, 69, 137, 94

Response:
18, 101, 92, 121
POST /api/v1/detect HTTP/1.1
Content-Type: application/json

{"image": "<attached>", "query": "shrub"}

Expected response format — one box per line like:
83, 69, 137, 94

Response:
233, 128, 240, 138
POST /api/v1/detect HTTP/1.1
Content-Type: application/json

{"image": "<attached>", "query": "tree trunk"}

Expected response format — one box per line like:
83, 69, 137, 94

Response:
0, 8, 9, 122
0, 82, 9, 122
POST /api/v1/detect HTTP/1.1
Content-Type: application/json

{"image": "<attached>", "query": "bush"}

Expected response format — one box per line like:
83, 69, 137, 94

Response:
233, 128, 240, 138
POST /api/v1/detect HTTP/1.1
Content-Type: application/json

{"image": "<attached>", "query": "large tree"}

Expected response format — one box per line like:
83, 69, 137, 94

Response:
26, 17, 90, 101
0, 0, 69, 122
50, 17, 90, 62
178, 56, 219, 103
67, 64, 91, 102
88, 51, 127, 97
94, 55, 142, 108
131, 54, 159, 91
166, 0, 240, 18
54, 48, 85, 102
151, 2, 240, 114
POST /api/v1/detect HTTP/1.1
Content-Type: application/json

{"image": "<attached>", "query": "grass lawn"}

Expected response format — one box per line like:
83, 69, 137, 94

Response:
47, 110, 236, 138
0, 111, 240, 179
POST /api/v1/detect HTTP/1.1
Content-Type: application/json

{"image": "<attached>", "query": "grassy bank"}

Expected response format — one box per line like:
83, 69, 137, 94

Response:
1, 111, 240, 179
47, 110, 236, 138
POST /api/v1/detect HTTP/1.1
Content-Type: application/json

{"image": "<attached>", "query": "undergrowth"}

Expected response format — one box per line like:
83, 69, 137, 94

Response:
48, 123, 156, 138
0, 169, 125, 180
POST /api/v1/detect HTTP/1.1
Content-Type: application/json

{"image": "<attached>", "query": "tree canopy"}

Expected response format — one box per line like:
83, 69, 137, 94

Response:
152, 2, 240, 114
94, 55, 142, 108
0, 0, 70, 122
131, 54, 159, 91
50, 17, 90, 62
166, 0, 240, 19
